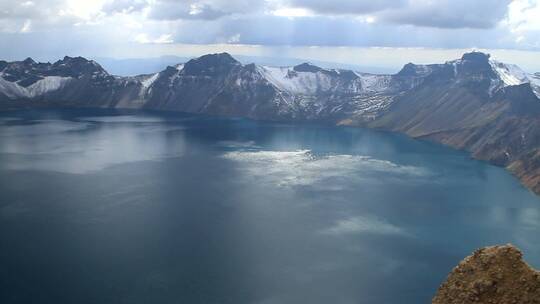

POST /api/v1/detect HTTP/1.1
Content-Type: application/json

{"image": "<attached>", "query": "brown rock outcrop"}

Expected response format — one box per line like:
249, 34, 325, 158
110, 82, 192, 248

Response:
433, 244, 540, 304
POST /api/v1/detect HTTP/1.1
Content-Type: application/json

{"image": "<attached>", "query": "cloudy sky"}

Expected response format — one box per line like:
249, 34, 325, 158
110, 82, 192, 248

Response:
2, 0, 540, 71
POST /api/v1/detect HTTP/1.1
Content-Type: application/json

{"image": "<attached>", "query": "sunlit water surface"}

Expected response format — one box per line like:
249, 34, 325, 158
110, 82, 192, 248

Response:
0, 109, 539, 304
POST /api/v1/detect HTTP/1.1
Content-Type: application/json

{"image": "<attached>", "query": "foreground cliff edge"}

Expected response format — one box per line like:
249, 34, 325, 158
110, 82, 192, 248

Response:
433, 245, 540, 304
1, 52, 540, 194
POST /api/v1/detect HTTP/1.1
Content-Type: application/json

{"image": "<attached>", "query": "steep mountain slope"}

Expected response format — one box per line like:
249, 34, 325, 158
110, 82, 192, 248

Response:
1, 52, 540, 194
365, 52, 540, 193
121, 53, 423, 121
0, 56, 144, 108
0, 53, 424, 120
140, 54, 287, 119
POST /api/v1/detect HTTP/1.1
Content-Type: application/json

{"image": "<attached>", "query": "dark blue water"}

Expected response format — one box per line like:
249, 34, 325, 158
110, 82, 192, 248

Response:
0, 109, 539, 304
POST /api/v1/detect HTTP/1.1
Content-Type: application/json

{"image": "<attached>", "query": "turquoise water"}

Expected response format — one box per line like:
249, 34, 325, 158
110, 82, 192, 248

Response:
0, 109, 539, 304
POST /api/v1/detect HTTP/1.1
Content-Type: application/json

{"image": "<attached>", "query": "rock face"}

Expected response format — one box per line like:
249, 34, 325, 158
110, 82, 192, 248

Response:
365, 53, 540, 194
2, 51, 540, 194
0, 52, 424, 120
0, 56, 143, 107
432, 245, 540, 304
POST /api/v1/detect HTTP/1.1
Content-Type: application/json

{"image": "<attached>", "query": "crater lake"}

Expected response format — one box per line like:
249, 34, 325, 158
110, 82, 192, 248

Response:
1, 109, 539, 304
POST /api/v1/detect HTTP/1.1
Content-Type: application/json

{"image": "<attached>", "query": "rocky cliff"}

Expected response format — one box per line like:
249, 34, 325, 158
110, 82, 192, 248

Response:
364, 52, 540, 194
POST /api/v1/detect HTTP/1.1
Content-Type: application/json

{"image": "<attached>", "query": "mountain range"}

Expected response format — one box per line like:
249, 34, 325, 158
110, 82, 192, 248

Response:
1, 52, 540, 194
93, 55, 394, 76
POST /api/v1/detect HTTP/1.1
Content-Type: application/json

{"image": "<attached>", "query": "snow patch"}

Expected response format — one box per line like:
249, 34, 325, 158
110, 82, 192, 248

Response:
356, 73, 392, 93
0, 75, 71, 99
258, 66, 334, 95
529, 73, 540, 98
448, 59, 463, 76
489, 60, 540, 98
141, 73, 159, 90
490, 60, 529, 86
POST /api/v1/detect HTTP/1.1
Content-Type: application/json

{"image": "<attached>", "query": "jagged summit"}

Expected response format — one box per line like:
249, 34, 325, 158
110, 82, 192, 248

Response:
51, 56, 108, 77
391, 52, 540, 99
58, 56, 95, 65
22, 57, 36, 65
182, 52, 240, 76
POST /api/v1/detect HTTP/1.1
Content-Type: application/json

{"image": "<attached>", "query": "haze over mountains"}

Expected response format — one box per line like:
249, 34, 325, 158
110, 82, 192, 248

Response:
1, 52, 540, 194
94, 56, 395, 77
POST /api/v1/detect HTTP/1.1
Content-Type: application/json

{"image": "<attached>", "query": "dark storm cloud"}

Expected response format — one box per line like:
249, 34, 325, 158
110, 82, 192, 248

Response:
0, 0, 538, 59
380, 0, 513, 29
134, 0, 512, 30
286, 0, 512, 29
167, 15, 513, 49
0, 0, 513, 30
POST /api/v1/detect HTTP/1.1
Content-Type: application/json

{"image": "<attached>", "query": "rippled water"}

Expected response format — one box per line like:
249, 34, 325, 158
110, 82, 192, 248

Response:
0, 109, 539, 304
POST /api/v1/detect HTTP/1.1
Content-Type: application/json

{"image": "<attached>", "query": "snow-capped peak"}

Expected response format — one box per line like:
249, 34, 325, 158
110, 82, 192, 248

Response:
257, 65, 336, 95
489, 60, 529, 86
488, 59, 540, 98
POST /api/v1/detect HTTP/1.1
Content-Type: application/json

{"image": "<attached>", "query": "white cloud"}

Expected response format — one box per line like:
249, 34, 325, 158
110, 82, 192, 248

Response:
227, 33, 241, 44
147, 0, 266, 20
134, 33, 173, 44
504, 0, 540, 47
62, 0, 107, 20
0, 0, 540, 62
271, 7, 314, 17
20, 20, 31, 32
507, 0, 540, 32
101, 0, 149, 14
20, 1, 35, 7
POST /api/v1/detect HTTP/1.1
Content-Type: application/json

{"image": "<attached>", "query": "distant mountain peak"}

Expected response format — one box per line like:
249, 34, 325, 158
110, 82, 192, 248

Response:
293, 63, 323, 73
50, 56, 108, 77
22, 57, 36, 65
193, 52, 239, 65
61, 56, 88, 62
396, 62, 435, 77
182, 52, 241, 76
461, 51, 491, 62
57, 56, 100, 67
